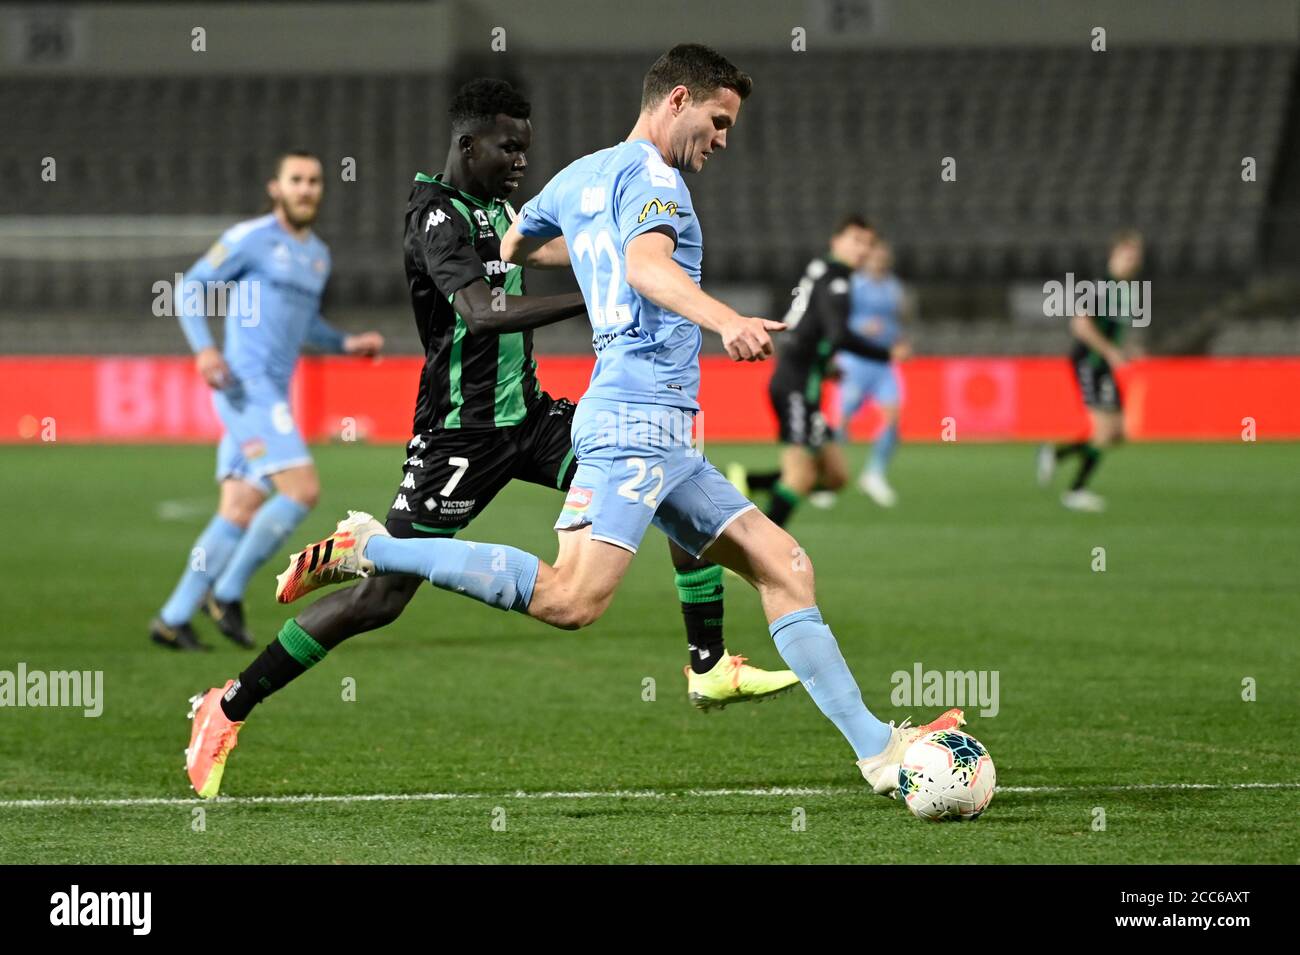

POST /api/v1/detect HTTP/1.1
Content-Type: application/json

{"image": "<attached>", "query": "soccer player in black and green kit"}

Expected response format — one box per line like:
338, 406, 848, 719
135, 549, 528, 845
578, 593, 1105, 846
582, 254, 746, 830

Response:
1038, 230, 1143, 512
183, 79, 797, 798
730, 215, 884, 527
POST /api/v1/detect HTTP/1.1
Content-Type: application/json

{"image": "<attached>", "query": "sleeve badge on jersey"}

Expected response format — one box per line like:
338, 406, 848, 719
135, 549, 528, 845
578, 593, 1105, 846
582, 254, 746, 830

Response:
204, 242, 229, 269
638, 198, 679, 224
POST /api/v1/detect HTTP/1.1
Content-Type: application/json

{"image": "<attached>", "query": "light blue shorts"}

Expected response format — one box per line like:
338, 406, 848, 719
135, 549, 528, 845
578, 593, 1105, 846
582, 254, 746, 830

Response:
837, 356, 902, 433
212, 377, 312, 492
554, 397, 755, 557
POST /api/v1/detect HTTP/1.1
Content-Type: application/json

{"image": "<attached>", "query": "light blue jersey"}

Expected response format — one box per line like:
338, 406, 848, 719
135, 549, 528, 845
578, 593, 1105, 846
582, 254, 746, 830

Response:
176, 213, 341, 391
847, 272, 903, 350
176, 213, 343, 487
516, 139, 703, 411
839, 272, 905, 434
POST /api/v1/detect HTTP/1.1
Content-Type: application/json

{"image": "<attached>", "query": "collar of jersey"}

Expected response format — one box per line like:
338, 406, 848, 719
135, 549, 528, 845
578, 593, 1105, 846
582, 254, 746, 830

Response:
414, 172, 500, 211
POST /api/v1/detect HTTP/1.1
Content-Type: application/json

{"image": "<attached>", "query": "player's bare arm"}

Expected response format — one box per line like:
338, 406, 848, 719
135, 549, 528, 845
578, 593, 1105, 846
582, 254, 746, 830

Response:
451, 280, 587, 335
499, 224, 570, 268
624, 229, 784, 361
1070, 312, 1124, 366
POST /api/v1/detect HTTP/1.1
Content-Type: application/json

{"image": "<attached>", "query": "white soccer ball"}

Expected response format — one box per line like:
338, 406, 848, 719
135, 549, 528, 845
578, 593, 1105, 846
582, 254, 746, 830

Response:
897, 729, 996, 821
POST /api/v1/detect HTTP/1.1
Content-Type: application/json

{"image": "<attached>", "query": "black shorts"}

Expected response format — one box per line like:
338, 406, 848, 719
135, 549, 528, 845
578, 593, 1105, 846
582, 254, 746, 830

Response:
1072, 356, 1122, 412
384, 392, 578, 538
769, 379, 830, 450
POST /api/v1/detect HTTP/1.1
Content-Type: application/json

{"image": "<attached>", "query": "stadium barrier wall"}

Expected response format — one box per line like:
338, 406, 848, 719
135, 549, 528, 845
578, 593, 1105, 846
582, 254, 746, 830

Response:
1, 356, 1297, 443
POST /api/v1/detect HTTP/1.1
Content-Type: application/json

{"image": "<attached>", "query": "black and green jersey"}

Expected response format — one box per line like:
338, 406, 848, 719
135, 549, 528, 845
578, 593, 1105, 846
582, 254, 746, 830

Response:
403, 172, 540, 433
771, 256, 891, 402
1070, 276, 1133, 368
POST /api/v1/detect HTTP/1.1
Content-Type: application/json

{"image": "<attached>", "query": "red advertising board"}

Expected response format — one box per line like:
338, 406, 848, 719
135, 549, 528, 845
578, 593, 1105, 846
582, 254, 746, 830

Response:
1, 355, 1296, 443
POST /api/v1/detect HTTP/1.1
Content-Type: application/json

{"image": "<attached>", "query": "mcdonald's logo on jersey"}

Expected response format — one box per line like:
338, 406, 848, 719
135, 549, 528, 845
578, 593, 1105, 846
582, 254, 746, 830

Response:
637, 198, 679, 223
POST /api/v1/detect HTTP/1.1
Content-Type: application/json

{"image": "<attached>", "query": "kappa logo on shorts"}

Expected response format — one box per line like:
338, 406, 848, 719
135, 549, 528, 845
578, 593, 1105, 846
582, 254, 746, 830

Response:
241, 439, 267, 460
564, 487, 593, 512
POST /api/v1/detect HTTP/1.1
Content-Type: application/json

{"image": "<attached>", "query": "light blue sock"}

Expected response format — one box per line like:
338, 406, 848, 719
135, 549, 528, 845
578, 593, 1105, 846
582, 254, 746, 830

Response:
159, 515, 245, 626
770, 606, 891, 759
365, 536, 538, 613
211, 495, 310, 602
869, 421, 899, 475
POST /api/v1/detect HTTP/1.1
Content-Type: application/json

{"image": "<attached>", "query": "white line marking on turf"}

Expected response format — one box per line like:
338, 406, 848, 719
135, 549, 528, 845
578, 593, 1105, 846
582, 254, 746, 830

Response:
0, 781, 1297, 809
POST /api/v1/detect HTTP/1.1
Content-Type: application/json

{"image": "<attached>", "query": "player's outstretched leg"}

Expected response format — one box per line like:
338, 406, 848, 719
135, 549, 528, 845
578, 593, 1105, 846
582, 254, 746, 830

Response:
704, 507, 962, 795
278, 508, 640, 631
669, 540, 799, 711
184, 573, 421, 798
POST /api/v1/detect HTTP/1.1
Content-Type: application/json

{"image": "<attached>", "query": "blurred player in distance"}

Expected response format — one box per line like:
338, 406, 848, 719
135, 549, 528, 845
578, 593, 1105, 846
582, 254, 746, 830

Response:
1038, 230, 1143, 512
729, 216, 882, 525
151, 151, 384, 652
838, 238, 913, 508
272, 45, 964, 800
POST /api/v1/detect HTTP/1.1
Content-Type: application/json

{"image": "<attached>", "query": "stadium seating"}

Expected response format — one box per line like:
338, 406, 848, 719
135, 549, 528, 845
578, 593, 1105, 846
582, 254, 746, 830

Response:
0, 46, 1293, 314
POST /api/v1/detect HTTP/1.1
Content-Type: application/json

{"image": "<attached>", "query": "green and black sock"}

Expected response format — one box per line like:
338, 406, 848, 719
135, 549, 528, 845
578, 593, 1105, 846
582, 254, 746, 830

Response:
765, 481, 801, 528
676, 564, 725, 674
1071, 445, 1103, 491
219, 618, 328, 722
1055, 441, 1088, 461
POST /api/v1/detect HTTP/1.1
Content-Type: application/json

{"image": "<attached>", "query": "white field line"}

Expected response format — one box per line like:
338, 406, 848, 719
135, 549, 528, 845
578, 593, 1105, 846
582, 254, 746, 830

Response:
0, 781, 1297, 810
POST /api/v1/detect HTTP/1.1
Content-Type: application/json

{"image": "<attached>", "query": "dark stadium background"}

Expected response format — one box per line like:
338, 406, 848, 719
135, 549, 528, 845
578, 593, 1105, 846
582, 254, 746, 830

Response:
2, 0, 1298, 443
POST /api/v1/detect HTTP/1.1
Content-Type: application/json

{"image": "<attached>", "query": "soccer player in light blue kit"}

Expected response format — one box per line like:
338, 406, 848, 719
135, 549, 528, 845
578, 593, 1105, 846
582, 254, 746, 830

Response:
150, 151, 384, 651
837, 239, 913, 507
278, 47, 962, 794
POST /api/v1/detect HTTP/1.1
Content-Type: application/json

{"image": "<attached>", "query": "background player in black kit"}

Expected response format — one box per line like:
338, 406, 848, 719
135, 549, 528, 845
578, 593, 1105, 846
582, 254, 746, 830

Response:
202, 80, 796, 753
1038, 230, 1144, 512
731, 216, 885, 528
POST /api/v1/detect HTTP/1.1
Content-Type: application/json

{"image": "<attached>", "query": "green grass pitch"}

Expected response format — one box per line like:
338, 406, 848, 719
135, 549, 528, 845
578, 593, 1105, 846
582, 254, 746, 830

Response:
1, 441, 1297, 863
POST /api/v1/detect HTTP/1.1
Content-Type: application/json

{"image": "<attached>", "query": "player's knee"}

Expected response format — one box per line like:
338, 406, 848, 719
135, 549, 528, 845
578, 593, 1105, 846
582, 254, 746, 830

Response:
756, 527, 816, 599
219, 498, 259, 529
285, 480, 320, 510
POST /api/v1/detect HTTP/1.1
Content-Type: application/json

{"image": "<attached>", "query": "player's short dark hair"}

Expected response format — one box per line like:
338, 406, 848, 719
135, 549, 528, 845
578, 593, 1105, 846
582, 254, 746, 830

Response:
641, 44, 753, 110
449, 78, 531, 135
272, 150, 322, 177
833, 214, 874, 236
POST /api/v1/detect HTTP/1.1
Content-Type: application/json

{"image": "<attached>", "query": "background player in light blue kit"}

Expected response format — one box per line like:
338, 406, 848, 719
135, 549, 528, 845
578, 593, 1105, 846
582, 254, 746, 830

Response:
150, 151, 384, 651
279, 46, 963, 794
837, 239, 913, 507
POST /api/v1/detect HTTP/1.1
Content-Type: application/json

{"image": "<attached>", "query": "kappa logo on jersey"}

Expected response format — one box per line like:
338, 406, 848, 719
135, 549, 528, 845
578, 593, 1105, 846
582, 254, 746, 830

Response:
408, 435, 428, 451
638, 198, 679, 224
829, 277, 850, 295
400, 472, 416, 489
484, 259, 516, 276
405, 455, 424, 468
425, 209, 449, 232
473, 209, 493, 237
392, 494, 412, 512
